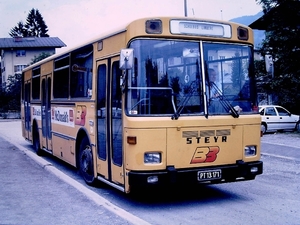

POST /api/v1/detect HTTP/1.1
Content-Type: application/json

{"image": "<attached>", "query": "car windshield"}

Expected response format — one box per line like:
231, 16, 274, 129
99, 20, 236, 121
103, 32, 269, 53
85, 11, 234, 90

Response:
125, 39, 257, 117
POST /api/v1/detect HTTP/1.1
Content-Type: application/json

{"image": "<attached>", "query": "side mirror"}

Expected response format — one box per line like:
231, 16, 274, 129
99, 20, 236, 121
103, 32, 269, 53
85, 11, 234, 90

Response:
120, 49, 133, 70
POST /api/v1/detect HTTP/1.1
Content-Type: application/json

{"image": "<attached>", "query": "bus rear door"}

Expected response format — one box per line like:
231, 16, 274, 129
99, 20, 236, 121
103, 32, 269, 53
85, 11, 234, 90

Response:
96, 58, 124, 190
41, 75, 52, 152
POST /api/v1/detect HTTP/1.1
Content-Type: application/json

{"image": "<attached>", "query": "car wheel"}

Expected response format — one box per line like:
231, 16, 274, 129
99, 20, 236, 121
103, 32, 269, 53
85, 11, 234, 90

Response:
295, 122, 300, 132
261, 123, 267, 134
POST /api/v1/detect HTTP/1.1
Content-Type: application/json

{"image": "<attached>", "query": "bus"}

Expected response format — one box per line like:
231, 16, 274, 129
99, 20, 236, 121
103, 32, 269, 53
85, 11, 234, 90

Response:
21, 17, 263, 193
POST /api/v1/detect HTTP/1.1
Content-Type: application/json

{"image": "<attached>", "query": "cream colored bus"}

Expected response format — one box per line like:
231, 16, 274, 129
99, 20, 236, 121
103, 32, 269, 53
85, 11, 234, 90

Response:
21, 17, 263, 193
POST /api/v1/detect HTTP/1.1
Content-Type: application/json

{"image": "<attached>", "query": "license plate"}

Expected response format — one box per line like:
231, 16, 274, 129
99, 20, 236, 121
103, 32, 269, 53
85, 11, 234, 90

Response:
197, 169, 222, 181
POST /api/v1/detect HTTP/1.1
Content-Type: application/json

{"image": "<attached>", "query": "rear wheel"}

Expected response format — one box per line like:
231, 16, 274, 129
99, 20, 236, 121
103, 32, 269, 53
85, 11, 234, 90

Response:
33, 124, 43, 156
79, 137, 97, 185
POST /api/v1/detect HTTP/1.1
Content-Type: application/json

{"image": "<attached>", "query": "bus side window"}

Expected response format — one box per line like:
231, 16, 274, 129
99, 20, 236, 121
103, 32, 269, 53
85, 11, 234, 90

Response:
53, 55, 70, 98
70, 45, 93, 98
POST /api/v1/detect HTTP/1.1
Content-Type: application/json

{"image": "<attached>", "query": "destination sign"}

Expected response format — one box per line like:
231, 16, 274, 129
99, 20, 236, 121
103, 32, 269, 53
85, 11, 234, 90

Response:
170, 20, 231, 38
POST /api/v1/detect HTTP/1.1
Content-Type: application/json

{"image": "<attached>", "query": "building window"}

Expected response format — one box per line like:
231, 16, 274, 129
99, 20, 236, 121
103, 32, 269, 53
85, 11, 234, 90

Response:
14, 65, 27, 73
220, 56, 226, 60
16, 50, 26, 57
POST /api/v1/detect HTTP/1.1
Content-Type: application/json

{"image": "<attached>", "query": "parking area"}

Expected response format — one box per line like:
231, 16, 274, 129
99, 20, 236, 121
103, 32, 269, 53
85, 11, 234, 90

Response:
262, 130, 300, 146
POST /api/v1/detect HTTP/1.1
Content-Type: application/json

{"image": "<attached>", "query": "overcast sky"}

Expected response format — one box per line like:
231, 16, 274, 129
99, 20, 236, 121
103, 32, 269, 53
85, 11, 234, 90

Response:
0, 0, 262, 52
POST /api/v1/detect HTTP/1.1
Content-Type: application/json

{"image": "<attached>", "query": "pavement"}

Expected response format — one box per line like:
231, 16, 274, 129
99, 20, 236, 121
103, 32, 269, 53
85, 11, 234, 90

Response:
1, 119, 299, 225
0, 120, 150, 225
261, 131, 300, 161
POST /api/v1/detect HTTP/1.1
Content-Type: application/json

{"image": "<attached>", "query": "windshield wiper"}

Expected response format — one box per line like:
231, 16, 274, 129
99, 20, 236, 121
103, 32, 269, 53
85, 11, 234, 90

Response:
172, 80, 199, 120
210, 82, 239, 118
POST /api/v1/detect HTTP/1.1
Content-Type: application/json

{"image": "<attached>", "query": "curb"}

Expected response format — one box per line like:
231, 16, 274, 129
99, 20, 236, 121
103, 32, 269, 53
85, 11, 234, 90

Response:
1, 134, 151, 225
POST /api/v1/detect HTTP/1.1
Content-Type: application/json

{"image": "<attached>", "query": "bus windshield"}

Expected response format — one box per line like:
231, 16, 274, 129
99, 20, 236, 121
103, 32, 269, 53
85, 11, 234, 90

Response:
125, 39, 256, 117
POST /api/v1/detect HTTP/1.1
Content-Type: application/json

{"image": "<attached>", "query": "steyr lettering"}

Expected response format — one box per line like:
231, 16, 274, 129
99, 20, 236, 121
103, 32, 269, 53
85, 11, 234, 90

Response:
186, 136, 227, 144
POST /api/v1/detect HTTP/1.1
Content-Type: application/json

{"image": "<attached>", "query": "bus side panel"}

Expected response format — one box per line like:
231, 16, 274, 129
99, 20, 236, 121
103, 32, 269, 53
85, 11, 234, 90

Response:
51, 131, 76, 166
94, 32, 126, 59
51, 105, 77, 166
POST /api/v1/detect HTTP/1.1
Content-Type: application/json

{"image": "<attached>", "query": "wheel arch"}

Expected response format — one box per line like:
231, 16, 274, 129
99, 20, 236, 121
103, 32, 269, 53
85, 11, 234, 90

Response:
75, 128, 92, 168
75, 128, 98, 185
261, 121, 268, 133
32, 119, 39, 145
32, 118, 42, 155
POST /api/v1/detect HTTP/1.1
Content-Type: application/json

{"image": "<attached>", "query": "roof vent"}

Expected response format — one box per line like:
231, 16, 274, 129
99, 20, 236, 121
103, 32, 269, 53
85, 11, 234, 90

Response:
13, 37, 23, 42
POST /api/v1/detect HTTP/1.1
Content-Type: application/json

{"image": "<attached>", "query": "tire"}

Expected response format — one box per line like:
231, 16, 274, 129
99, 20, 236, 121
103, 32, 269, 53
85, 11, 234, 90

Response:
261, 123, 267, 134
33, 125, 43, 156
79, 137, 96, 185
295, 122, 300, 132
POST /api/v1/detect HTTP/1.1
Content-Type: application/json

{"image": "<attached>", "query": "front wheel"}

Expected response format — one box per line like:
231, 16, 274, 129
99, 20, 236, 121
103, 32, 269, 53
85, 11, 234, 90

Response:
261, 123, 267, 134
295, 122, 300, 132
79, 137, 97, 185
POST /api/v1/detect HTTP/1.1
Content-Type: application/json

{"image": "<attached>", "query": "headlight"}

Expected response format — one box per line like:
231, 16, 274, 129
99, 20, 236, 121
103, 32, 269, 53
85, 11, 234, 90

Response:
144, 152, 161, 164
244, 145, 257, 157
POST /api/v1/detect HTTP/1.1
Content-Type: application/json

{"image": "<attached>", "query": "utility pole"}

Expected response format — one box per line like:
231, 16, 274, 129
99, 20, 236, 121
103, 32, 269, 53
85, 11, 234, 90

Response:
184, 0, 188, 17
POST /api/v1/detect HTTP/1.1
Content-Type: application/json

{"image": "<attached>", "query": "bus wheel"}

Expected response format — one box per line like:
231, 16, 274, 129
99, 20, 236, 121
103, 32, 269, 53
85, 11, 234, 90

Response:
79, 137, 96, 185
33, 125, 42, 156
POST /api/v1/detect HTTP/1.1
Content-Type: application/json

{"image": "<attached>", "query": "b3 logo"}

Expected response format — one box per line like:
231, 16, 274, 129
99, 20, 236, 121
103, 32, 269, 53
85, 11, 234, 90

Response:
190, 146, 220, 164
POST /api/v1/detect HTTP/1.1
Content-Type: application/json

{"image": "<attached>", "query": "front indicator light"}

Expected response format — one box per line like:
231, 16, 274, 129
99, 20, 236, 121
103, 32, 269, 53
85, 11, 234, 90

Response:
245, 145, 256, 157
251, 167, 258, 173
127, 136, 137, 145
144, 152, 161, 164
147, 176, 158, 184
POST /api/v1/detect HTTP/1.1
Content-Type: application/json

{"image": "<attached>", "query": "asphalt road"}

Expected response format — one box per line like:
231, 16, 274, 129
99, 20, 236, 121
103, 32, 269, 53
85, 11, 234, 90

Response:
1, 120, 300, 225
0, 120, 149, 225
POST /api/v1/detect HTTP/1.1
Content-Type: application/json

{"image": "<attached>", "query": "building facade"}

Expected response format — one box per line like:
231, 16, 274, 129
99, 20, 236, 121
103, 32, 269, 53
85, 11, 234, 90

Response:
0, 37, 66, 88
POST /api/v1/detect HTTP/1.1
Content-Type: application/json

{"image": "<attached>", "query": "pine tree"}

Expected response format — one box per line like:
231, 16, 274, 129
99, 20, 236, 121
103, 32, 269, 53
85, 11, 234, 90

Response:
9, 21, 27, 37
9, 8, 49, 37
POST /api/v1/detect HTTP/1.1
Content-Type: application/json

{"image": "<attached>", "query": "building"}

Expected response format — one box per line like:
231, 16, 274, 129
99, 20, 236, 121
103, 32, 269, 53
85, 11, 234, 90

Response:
249, 1, 300, 31
249, 1, 300, 106
0, 37, 66, 88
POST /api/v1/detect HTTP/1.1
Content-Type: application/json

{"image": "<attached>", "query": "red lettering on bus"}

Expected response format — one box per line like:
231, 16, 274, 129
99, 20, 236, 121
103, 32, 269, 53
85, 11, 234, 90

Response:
190, 146, 220, 164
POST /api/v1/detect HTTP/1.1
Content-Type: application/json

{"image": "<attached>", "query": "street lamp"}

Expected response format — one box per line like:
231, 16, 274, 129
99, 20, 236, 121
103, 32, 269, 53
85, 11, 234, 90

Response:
184, 0, 187, 17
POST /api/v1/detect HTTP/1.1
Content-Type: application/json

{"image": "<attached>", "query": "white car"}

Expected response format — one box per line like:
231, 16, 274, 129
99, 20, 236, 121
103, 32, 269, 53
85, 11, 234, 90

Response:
259, 105, 300, 134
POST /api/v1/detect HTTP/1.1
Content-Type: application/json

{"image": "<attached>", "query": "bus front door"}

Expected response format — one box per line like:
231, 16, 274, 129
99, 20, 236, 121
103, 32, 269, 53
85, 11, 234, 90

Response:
96, 58, 124, 189
41, 76, 52, 152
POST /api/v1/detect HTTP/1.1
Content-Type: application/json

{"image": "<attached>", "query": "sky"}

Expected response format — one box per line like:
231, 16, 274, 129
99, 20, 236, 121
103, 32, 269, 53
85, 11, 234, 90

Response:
0, 0, 262, 53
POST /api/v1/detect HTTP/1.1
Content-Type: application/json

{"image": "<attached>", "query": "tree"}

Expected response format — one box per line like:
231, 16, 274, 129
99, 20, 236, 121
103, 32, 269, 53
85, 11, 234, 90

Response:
255, 0, 300, 114
9, 21, 27, 37
4, 73, 22, 112
31, 52, 52, 64
9, 8, 49, 37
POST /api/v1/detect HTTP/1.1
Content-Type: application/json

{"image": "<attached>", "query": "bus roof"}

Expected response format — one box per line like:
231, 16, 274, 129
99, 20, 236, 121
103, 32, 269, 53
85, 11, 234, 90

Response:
23, 16, 252, 72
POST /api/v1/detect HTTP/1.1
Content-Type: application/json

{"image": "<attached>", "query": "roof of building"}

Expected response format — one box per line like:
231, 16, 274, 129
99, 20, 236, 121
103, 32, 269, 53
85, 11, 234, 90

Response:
0, 37, 66, 49
249, 1, 300, 30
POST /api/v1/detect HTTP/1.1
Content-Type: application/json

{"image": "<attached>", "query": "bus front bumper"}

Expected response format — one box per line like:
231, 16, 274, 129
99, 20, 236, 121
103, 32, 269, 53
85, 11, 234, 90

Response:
128, 160, 263, 188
